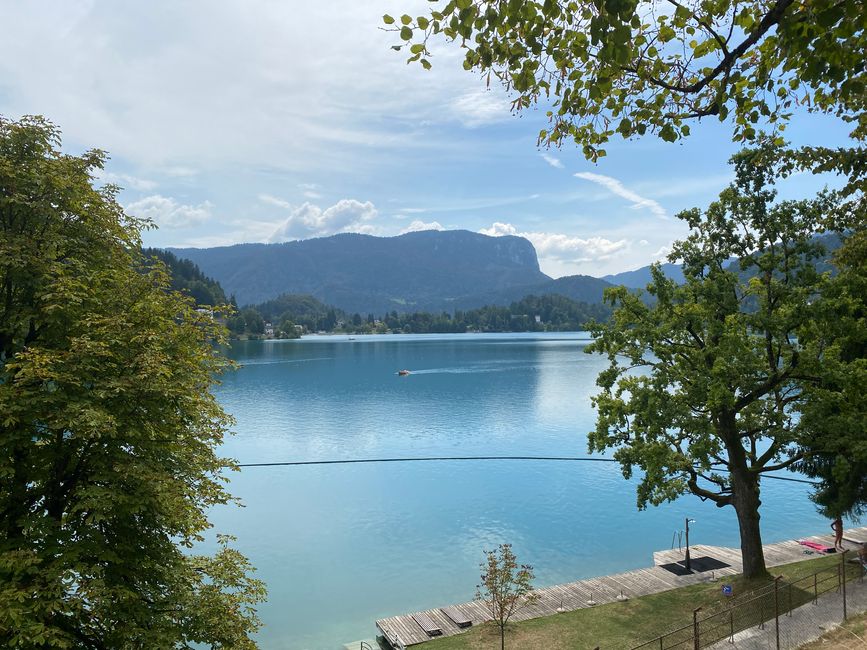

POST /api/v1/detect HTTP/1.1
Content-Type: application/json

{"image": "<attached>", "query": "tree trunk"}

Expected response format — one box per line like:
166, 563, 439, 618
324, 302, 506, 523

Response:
731, 468, 769, 579
500, 624, 505, 650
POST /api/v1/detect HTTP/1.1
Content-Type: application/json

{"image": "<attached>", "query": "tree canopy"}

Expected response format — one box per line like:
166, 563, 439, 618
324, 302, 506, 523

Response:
476, 543, 537, 650
0, 116, 265, 648
586, 146, 845, 578
143, 248, 228, 307
796, 229, 867, 521
388, 0, 867, 165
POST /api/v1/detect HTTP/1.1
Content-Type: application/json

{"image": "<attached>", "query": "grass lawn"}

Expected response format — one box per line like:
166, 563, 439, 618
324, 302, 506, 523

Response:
425, 554, 854, 650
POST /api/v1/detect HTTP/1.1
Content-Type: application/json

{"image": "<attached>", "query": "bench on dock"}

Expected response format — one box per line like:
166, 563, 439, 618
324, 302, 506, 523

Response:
412, 612, 442, 637
440, 606, 472, 628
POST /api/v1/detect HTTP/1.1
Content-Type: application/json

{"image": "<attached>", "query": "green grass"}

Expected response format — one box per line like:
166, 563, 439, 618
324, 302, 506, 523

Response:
424, 554, 855, 650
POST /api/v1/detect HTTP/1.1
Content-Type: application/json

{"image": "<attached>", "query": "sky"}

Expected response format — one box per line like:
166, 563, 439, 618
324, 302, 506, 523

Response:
0, 1, 855, 278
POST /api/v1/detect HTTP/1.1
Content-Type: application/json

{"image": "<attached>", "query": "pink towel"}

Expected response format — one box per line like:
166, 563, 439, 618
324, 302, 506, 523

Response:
799, 540, 836, 553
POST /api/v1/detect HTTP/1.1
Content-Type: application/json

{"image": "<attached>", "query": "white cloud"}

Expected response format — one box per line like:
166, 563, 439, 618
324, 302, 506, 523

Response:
270, 199, 377, 241
258, 193, 292, 209
95, 170, 157, 191
480, 222, 628, 264
449, 91, 512, 128
652, 244, 674, 261
298, 183, 322, 199
126, 194, 213, 228
400, 219, 444, 234
574, 171, 668, 219
541, 153, 564, 169
161, 166, 198, 178
479, 222, 519, 237
0, 2, 515, 172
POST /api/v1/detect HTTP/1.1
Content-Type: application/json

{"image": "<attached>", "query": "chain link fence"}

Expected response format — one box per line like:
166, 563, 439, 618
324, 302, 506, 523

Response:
630, 551, 865, 650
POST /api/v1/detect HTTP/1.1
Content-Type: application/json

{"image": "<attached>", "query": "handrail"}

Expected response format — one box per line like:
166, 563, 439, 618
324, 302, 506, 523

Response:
631, 554, 862, 650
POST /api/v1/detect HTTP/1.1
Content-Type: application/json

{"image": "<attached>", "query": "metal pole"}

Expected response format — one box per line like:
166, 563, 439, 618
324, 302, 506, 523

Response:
842, 549, 848, 620
729, 610, 734, 643
759, 596, 764, 630
774, 576, 781, 650
685, 518, 691, 572
693, 607, 702, 650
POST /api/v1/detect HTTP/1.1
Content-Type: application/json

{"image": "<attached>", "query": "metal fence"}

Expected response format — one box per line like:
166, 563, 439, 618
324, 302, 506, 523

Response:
631, 551, 864, 650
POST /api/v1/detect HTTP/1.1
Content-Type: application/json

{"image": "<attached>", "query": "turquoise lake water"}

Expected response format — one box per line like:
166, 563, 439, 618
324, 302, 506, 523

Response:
208, 333, 829, 649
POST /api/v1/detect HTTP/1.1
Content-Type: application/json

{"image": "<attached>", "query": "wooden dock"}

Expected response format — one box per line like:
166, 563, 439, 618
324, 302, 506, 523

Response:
375, 526, 867, 648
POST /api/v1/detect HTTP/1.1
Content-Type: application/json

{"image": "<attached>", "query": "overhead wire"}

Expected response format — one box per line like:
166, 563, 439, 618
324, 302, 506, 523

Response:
232, 455, 819, 484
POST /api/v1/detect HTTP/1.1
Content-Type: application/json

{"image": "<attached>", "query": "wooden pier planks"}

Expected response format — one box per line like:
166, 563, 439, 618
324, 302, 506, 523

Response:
375, 525, 867, 647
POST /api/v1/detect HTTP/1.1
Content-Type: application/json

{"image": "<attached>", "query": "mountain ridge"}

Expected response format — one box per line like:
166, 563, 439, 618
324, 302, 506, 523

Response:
170, 229, 554, 312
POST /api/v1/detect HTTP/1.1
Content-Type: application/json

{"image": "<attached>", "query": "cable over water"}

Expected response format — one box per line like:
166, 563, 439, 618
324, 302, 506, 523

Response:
233, 455, 818, 484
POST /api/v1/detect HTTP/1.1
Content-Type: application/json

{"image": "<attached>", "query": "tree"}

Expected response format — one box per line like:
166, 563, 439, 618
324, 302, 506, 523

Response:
586, 146, 843, 578
796, 229, 867, 522
476, 544, 538, 650
277, 316, 301, 339
0, 116, 265, 648
241, 307, 265, 335
387, 1, 867, 162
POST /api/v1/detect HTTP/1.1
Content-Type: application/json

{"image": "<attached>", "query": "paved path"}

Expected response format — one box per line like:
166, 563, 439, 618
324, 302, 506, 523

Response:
376, 527, 867, 648
709, 571, 867, 649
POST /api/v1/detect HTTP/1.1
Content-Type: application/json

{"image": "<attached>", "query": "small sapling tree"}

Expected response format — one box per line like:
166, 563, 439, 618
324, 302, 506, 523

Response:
476, 543, 538, 650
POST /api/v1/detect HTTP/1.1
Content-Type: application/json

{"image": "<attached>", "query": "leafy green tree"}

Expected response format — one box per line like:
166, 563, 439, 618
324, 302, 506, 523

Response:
143, 248, 228, 307
277, 316, 301, 339
0, 116, 265, 648
240, 308, 265, 335
796, 229, 867, 522
227, 312, 247, 336
587, 146, 842, 578
387, 1, 866, 161
476, 544, 538, 650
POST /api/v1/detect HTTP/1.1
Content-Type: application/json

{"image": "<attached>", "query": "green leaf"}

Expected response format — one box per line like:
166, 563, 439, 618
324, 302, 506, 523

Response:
382, 14, 395, 24
400, 26, 413, 40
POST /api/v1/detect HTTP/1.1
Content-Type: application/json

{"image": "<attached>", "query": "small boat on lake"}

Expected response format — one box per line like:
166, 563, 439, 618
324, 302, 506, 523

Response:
397, 369, 411, 376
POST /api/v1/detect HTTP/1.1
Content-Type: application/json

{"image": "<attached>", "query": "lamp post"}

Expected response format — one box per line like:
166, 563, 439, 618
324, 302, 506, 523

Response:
685, 518, 696, 572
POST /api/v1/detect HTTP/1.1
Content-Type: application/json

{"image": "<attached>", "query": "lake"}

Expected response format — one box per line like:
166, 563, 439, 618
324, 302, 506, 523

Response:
208, 333, 828, 649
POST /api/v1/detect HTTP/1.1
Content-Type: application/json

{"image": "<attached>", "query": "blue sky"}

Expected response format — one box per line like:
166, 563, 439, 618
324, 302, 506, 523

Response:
0, 1, 854, 277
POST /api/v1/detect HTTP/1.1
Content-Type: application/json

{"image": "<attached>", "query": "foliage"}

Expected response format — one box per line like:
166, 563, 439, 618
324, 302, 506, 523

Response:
377, 294, 608, 333
0, 116, 265, 648
586, 145, 844, 578
796, 229, 867, 521
276, 318, 301, 339
476, 544, 538, 650
240, 308, 265, 335
255, 293, 339, 332
234, 292, 608, 337
143, 247, 227, 307
387, 1, 867, 161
